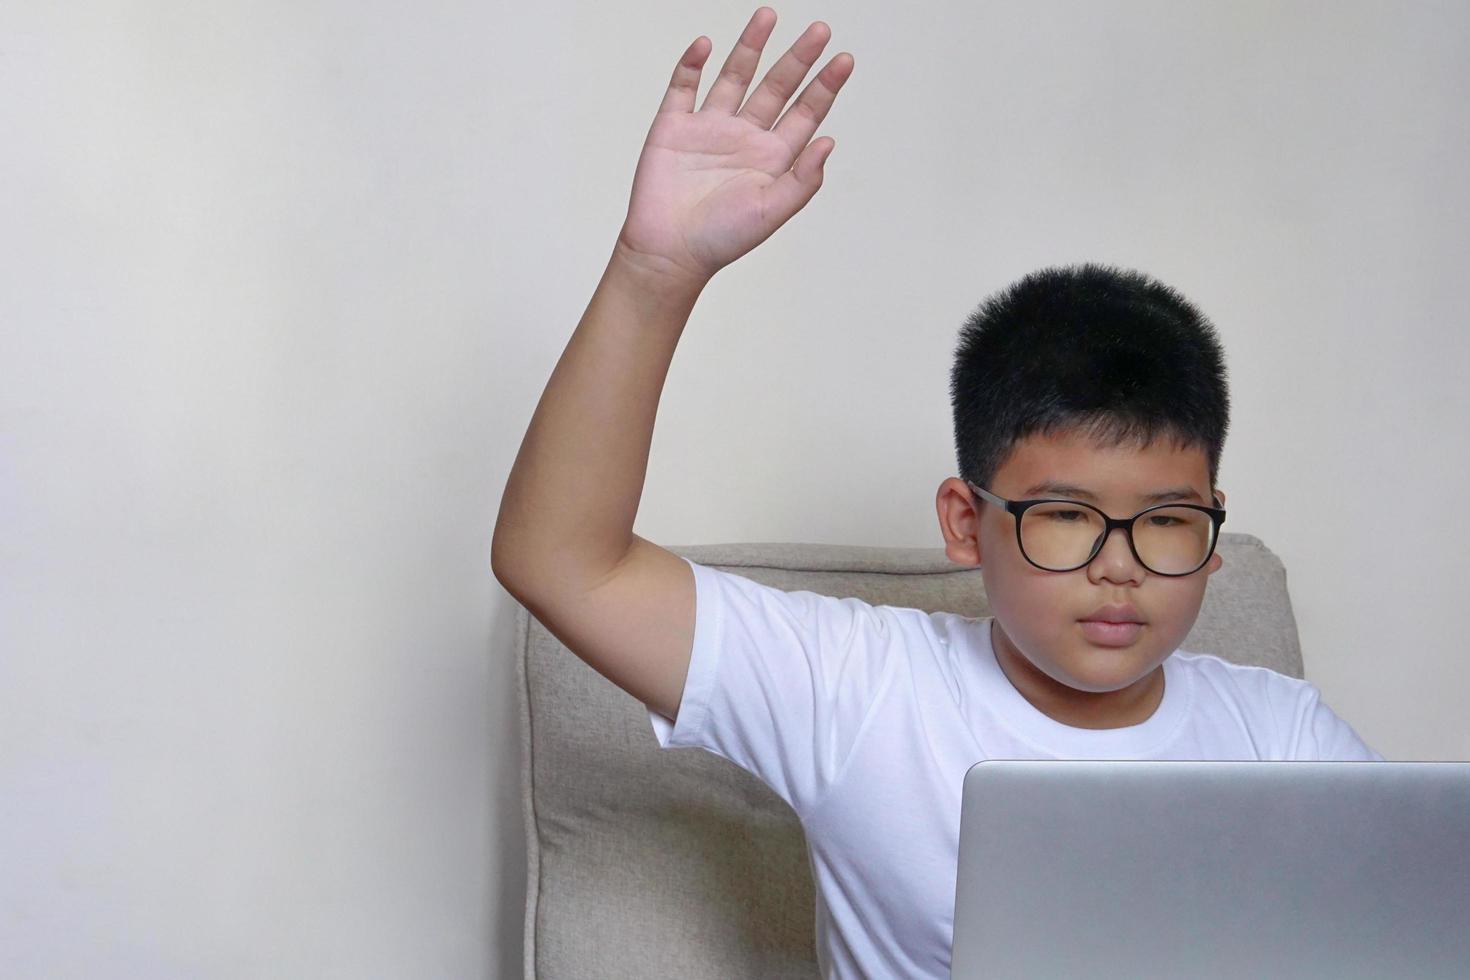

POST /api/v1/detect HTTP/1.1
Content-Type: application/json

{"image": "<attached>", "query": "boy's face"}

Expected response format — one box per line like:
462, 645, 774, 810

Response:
936, 427, 1225, 728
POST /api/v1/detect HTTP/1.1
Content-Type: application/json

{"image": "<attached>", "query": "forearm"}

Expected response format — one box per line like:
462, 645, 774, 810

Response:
491, 241, 707, 595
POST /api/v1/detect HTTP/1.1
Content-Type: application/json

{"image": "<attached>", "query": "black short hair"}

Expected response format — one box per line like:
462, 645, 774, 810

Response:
950, 263, 1229, 493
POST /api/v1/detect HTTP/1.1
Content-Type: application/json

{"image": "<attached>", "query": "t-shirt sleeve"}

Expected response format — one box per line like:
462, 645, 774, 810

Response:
1287, 684, 1386, 761
647, 556, 901, 816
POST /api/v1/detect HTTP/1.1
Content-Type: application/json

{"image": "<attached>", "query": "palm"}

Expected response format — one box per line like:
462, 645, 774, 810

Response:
616, 10, 854, 283
625, 113, 797, 276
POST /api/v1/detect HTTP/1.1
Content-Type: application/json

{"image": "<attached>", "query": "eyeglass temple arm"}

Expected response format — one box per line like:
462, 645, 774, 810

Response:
965, 481, 1009, 510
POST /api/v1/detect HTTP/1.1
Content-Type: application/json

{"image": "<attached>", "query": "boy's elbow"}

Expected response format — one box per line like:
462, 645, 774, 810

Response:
489, 531, 584, 603
490, 525, 537, 597
492, 521, 634, 604
489, 544, 517, 593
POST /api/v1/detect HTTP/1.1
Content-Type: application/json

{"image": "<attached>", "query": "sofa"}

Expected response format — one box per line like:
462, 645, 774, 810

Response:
513, 534, 1304, 978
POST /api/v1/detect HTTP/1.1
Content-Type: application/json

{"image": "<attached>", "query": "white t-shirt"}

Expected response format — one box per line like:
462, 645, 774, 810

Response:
647, 557, 1384, 980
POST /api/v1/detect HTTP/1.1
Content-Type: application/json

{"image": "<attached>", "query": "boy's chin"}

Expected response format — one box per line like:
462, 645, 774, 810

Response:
1046, 647, 1163, 695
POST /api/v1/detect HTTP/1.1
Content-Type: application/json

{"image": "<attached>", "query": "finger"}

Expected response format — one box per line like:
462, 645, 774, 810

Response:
763, 137, 835, 227
737, 20, 831, 131
771, 52, 854, 159
699, 7, 778, 115
658, 36, 712, 114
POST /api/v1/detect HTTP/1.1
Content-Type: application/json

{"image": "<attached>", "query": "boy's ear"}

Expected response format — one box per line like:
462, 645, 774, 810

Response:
1204, 487, 1227, 575
936, 478, 983, 568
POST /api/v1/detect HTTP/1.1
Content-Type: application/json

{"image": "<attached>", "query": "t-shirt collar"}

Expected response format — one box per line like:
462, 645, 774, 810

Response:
972, 617, 1192, 757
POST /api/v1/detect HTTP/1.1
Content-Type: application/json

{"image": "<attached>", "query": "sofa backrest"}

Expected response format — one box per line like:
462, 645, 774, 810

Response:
515, 534, 1303, 978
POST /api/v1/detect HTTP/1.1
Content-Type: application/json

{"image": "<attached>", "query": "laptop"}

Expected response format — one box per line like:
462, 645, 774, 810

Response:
950, 760, 1470, 979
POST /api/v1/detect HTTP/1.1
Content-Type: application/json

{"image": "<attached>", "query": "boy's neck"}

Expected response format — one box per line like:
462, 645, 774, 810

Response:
990, 620, 1166, 730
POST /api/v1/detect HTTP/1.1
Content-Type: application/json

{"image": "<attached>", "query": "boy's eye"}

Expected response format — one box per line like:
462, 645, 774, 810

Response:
1147, 514, 1180, 527
1048, 509, 1088, 522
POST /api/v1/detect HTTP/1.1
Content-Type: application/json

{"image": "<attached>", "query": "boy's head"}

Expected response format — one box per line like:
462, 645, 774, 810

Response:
936, 264, 1230, 723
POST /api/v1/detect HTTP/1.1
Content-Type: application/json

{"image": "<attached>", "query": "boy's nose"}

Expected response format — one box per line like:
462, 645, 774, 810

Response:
1087, 526, 1146, 584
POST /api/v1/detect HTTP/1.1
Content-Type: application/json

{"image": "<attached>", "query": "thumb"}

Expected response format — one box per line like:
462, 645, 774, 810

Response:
764, 137, 835, 227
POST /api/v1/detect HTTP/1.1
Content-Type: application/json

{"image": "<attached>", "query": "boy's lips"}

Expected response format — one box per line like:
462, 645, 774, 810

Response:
1079, 605, 1145, 647
1080, 604, 1143, 624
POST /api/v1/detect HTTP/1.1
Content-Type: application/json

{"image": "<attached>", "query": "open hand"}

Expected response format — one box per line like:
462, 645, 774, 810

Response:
616, 8, 855, 285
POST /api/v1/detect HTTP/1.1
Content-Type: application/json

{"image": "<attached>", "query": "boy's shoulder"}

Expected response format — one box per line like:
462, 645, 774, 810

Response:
1171, 647, 1383, 761
1170, 647, 1320, 707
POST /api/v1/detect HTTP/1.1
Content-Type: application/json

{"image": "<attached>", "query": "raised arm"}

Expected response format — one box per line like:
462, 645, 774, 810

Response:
491, 7, 854, 720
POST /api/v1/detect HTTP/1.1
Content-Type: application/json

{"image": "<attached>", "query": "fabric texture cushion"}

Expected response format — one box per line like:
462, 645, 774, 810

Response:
515, 533, 1303, 978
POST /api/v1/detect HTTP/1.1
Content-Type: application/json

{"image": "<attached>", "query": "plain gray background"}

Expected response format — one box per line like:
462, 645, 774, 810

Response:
3, 1, 1466, 976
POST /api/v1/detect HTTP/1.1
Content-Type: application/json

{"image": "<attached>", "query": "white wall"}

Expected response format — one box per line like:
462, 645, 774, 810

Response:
4, 1, 1466, 976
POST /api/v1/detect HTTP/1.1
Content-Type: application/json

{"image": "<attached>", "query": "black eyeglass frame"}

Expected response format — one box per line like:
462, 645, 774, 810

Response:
964, 479, 1227, 577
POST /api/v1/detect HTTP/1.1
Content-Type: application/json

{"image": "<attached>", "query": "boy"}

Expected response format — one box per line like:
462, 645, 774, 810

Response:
491, 8, 1382, 978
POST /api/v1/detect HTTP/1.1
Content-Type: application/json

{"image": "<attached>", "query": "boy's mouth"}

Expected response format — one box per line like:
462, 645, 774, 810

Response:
1079, 605, 1144, 647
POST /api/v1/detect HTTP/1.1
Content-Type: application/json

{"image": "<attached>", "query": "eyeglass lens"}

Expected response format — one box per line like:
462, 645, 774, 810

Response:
1019, 502, 1215, 574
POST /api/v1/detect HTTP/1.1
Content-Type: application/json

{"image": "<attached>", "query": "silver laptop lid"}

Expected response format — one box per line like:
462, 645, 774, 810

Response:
951, 760, 1470, 980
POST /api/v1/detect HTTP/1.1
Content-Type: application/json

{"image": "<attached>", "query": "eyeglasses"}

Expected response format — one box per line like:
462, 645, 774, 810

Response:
965, 480, 1226, 577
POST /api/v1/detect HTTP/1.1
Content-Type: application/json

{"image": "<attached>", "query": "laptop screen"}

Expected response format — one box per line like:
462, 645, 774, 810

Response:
950, 760, 1470, 979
